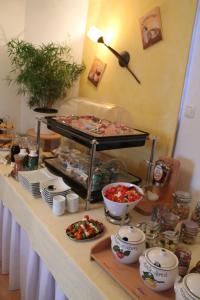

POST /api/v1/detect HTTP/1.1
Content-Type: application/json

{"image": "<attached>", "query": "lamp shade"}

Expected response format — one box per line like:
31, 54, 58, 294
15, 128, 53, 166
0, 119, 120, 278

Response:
87, 26, 103, 43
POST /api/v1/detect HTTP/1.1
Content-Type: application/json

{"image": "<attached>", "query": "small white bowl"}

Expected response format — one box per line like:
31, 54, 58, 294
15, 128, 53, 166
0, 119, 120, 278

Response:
102, 182, 144, 217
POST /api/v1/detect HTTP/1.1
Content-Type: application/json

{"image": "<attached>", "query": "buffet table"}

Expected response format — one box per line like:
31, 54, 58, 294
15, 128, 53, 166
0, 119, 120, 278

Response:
0, 165, 147, 300
0, 165, 199, 300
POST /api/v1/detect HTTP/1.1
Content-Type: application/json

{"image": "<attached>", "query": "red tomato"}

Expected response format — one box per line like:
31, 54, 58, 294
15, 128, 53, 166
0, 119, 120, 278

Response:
75, 232, 82, 240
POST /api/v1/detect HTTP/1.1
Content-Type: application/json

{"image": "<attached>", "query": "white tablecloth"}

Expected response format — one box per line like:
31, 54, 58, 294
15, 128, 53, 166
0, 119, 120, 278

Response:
0, 201, 68, 300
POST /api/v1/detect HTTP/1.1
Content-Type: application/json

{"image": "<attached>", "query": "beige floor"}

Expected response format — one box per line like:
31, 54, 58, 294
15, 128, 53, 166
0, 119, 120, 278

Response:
0, 273, 20, 300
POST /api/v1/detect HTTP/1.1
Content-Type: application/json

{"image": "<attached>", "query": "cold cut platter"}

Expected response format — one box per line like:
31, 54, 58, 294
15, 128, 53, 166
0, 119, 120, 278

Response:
46, 115, 149, 150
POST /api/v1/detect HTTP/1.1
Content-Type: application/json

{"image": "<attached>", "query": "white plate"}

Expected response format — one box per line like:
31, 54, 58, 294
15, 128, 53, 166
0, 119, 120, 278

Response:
18, 168, 60, 198
18, 168, 58, 184
40, 178, 70, 193
66, 220, 104, 242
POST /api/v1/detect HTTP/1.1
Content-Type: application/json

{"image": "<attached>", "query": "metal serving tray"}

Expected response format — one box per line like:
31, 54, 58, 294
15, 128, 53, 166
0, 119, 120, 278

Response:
46, 116, 149, 151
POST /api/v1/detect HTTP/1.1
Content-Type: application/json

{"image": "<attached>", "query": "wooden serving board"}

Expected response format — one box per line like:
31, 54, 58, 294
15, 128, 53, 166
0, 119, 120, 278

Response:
90, 237, 175, 300
135, 157, 180, 216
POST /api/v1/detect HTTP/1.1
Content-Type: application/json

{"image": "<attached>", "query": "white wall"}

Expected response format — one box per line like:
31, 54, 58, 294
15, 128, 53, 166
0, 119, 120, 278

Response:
0, 0, 26, 131
174, 2, 200, 203
20, 0, 89, 133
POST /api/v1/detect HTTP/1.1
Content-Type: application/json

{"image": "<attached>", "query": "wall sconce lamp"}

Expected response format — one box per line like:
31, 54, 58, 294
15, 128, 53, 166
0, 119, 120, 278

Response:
87, 26, 141, 84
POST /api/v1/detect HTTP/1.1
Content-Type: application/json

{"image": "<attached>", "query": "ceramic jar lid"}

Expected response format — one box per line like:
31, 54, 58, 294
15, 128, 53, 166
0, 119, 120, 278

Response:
146, 247, 178, 270
118, 225, 145, 244
184, 273, 200, 298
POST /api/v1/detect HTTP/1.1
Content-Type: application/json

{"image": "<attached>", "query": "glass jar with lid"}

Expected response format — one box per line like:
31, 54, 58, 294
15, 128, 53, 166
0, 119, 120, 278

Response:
171, 191, 192, 220
161, 212, 180, 232
180, 220, 199, 245
145, 220, 161, 248
191, 199, 200, 226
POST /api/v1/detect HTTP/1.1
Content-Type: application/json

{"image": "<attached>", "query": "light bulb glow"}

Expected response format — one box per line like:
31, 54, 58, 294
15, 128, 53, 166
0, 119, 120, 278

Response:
87, 26, 103, 43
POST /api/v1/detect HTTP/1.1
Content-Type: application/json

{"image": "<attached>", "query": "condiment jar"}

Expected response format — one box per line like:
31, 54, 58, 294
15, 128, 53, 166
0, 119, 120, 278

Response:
174, 273, 200, 300
13, 154, 24, 179
19, 148, 29, 169
28, 150, 38, 170
180, 220, 199, 245
145, 220, 160, 248
158, 231, 179, 252
10, 136, 20, 163
111, 225, 145, 264
191, 200, 200, 226
175, 247, 192, 277
139, 247, 179, 291
161, 212, 180, 232
172, 191, 192, 220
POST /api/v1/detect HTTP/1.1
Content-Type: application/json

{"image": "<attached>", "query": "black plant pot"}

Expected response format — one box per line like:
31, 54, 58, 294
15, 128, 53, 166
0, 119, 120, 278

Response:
34, 107, 58, 114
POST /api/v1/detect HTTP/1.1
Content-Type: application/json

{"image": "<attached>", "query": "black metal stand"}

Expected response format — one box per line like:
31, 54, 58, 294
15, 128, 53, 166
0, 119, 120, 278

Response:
144, 136, 157, 189
85, 139, 97, 210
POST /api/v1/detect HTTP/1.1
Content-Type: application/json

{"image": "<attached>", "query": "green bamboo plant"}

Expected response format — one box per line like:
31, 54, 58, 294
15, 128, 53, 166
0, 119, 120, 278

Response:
7, 39, 85, 111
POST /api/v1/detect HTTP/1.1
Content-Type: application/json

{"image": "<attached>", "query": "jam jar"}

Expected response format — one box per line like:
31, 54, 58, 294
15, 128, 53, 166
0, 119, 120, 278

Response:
180, 220, 199, 245
171, 191, 192, 220
191, 199, 200, 226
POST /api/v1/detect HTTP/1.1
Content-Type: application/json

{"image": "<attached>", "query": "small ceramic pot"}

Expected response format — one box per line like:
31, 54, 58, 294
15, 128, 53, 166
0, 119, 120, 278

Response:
111, 225, 145, 264
139, 247, 178, 291
174, 273, 200, 300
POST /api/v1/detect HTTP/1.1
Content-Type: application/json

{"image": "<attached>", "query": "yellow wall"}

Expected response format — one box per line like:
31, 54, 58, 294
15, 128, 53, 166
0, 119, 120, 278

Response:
79, 0, 197, 177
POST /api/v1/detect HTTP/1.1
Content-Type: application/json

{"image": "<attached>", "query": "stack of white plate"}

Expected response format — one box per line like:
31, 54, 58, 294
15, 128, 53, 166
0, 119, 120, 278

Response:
18, 168, 58, 198
40, 178, 71, 206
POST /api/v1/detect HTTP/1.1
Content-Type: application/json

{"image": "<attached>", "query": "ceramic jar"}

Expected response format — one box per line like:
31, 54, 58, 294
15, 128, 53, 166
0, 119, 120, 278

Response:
174, 273, 200, 300
111, 225, 145, 264
139, 247, 179, 291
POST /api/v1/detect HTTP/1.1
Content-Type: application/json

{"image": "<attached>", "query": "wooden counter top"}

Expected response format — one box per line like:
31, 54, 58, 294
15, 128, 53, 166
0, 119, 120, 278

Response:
0, 165, 199, 300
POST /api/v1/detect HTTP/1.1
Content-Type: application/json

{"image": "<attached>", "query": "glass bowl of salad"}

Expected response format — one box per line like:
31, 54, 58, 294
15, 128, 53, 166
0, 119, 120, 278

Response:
102, 182, 144, 217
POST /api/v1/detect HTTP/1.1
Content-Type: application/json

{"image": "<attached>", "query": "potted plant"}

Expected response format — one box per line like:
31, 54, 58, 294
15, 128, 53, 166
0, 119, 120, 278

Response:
7, 39, 85, 113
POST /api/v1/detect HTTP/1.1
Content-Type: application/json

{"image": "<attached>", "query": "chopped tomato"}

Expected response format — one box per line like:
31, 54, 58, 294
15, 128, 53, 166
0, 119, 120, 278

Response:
104, 185, 142, 203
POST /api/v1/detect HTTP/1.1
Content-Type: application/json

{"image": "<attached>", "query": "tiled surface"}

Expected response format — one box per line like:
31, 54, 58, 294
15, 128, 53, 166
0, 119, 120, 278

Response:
0, 273, 20, 300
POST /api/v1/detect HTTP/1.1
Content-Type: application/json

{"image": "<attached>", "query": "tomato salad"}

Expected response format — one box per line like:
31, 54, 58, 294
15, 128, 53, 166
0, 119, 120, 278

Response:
104, 185, 142, 203
66, 215, 104, 241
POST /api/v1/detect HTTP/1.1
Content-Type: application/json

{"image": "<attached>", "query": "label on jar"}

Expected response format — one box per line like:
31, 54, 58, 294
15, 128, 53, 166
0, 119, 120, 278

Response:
153, 165, 163, 182
153, 160, 170, 187
28, 155, 38, 170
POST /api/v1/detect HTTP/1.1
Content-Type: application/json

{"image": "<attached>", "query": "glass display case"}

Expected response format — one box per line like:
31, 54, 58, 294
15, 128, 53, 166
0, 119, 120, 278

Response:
36, 99, 149, 210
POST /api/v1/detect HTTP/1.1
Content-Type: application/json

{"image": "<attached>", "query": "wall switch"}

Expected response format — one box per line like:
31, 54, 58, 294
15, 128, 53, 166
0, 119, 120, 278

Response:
184, 105, 195, 118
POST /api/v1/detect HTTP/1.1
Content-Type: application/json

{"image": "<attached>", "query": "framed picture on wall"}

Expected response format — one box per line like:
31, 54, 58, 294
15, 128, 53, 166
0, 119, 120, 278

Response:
88, 57, 106, 87
139, 7, 162, 49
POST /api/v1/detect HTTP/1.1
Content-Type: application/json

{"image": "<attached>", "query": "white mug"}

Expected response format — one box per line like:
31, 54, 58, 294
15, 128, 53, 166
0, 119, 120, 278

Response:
52, 195, 65, 216
66, 193, 79, 213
